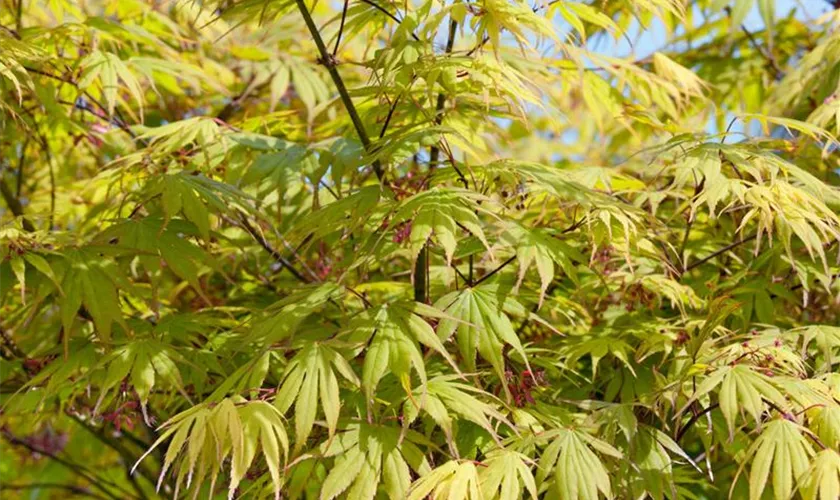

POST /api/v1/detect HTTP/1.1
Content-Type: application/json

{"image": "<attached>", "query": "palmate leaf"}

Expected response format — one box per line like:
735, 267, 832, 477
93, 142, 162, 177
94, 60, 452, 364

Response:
537, 428, 622, 500
0, 33, 44, 101
274, 342, 359, 449
6, 251, 62, 304
78, 50, 145, 118
145, 171, 258, 227
683, 364, 789, 435
561, 332, 635, 380
318, 423, 433, 500
500, 222, 582, 304
348, 301, 458, 404
96, 218, 215, 293
790, 325, 840, 372
403, 374, 512, 448
407, 460, 482, 500
135, 117, 223, 154
475, 0, 559, 50
247, 283, 342, 345
811, 405, 840, 450
391, 187, 492, 264
629, 426, 691, 500
4, 340, 101, 410
54, 247, 131, 342
738, 419, 815, 500
289, 185, 383, 242
479, 449, 538, 500
799, 449, 840, 500
94, 338, 186, 417
435, 285, 532, 395
134, 398, 289, 500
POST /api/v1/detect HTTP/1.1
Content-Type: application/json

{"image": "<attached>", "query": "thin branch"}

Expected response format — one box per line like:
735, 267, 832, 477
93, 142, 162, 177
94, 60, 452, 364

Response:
379, 94, 401, 139
357, 0, 420, 41
333, 0, 350, 56
676, 403, 719, 442
216, 73, 262, 121
683, 233, 757, 273
295, 0, 385, 182
66, 413, 157, 494
25, 68, 138, 140
236, 213, 311, 283
0, 176, 35, 231
1, 483, 109, 500
725, 6, 784, 79
15, 0, 23, 32
0, 324, 26, 359
15, 136, 29, 197
1, 429, 132, 500
451, 261, 471, 286
473, 255, 517, 287
414, 15, 459, 304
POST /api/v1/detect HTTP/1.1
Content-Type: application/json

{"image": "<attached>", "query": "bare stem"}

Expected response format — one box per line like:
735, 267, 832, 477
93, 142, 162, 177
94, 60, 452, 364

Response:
294, 0, 385, 182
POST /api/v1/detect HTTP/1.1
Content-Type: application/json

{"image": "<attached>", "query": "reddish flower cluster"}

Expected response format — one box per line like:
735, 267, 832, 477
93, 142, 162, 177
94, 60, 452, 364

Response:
101, 400, 141, 432
393, 221, 412, 244
505, 369, 546, 408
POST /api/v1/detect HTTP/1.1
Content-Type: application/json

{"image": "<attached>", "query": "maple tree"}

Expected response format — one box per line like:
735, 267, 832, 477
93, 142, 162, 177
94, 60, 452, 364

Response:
2, 0, 840, 499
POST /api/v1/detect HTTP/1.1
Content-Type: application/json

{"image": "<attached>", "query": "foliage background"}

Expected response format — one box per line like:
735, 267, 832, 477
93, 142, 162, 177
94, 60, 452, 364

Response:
2, 0, 840, 499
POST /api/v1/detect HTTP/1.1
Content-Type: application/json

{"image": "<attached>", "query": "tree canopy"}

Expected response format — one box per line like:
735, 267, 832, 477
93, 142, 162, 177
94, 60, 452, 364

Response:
2, 0, 840, 499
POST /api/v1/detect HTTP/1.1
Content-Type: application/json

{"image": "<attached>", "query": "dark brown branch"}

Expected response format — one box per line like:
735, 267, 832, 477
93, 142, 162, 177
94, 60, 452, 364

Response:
683, 233, 757, 273
1, 483, 109, 500
1, 429, 132, 500
295, 0, 385, 182
0, 176, 35, 231
379, 94, 401, 139
0, 325, 26, 359
236, 214, 311, 283
415, 15, 459, 304
357, 0, 420, 41
451, 261, 471, 286
473, 255, 517, 287
333, 0, 350, 56
676, 403, 719, 442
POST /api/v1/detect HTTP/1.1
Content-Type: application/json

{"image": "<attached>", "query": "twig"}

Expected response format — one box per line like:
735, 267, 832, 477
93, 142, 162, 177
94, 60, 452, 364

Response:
1, 483, 109, 500
333, 0, 350, 56
1, 429, 132, 500
725, 6, 784, 79
676, 403, 719, 442
0, 176, 35, 231
15, 0, 23, 32
473, 255, 517, 287
379, 94, 401, 139
357, 0, 420, 41
683, 233, 757, 273
236, 214, 311, 283
0, 324, 26, 359
15, 136, 29, 197
216, 73, 261, 121
415, 15, 459, 304
295, 0, 385, 182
